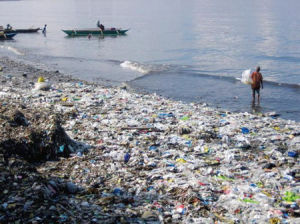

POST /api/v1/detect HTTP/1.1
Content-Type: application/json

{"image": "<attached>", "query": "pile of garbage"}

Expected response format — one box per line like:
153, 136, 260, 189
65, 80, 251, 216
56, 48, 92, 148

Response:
0, 57, 300, 223
0, 108, 75, 161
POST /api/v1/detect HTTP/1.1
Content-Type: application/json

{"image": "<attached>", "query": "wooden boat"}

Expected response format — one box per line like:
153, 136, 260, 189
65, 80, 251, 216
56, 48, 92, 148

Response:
62, 28, 129, 36
0, 32, 17, 40
15, 28, 41, 33
4, 28, 40, 33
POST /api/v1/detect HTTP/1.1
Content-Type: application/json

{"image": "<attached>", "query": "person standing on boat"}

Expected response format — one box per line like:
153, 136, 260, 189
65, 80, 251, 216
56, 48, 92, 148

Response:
97, 20, 105, 30
251, 66, 263, 104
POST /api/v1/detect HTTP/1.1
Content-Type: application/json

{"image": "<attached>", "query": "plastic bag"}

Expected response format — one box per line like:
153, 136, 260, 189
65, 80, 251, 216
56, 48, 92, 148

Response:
241, 69, 252, 85
34, 82, 51, 90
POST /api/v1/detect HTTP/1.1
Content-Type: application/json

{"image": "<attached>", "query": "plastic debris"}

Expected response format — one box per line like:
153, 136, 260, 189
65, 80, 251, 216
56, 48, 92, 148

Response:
241, 69, 253, 84
34, 76, 51, 90
124, 152, 131, 163
0, 57, 300, 223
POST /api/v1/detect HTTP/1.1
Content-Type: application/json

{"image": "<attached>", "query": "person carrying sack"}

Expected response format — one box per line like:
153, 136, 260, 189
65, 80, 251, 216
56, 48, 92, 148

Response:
251, 66, 263, 104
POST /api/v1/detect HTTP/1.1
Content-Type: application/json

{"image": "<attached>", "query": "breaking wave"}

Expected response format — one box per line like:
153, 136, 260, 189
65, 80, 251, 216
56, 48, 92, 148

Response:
120, 61, 151, 74
120, 60, 171, 75
123, 61, 300, 89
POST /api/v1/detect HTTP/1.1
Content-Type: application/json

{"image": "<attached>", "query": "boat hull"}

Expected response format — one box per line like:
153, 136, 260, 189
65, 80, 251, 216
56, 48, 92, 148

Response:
62, 28, 128, 36
4, 28, 40, 33
15, 28, 41, 33
0, 32, 17, 40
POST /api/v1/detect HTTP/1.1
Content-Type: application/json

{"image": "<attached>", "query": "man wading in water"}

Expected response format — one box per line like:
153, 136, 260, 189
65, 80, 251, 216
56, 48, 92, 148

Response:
251, 66, 263, 104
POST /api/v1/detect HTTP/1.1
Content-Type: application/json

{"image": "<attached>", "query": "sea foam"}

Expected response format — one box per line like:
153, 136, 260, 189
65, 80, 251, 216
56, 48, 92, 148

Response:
120, 60, 150, 74
0, 45, 24, 56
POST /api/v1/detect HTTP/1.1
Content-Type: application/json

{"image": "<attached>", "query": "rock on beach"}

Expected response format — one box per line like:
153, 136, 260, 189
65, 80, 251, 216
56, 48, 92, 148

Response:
0, 56, 300, 223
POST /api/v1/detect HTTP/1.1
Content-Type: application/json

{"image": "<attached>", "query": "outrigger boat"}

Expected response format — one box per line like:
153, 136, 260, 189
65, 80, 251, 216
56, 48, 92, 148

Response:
62, 28, 129, 36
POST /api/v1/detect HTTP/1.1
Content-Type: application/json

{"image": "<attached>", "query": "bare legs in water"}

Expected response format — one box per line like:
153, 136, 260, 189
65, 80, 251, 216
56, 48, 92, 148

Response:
252, 88, 260, 105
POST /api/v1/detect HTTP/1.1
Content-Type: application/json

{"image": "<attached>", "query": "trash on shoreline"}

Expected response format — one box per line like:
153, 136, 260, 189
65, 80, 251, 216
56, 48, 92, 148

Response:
0, 108, 78, 161
34, 76, 51, 91
0, 57, 300, 223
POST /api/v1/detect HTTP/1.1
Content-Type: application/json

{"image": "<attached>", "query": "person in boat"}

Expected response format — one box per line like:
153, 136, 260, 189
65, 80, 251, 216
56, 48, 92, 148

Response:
97, 20, 105, 30
42, 24, 47, 33
251, 66, 263, 104
6, 24, 12, 30
0, 31, 6, 38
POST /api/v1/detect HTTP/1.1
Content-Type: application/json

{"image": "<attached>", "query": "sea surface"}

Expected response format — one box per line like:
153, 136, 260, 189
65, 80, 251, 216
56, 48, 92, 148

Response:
0, 0, 300, 121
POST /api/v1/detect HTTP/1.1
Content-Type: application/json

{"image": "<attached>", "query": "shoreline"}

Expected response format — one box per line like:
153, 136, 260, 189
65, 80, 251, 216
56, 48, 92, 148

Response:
0, 56, 300, 223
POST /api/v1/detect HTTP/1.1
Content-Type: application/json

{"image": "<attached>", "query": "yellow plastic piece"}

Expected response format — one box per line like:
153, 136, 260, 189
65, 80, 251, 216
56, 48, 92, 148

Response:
203, 145, 209, 153
269, 217, 281, 224
176, 158, 187, 163
37, 76, 45, 83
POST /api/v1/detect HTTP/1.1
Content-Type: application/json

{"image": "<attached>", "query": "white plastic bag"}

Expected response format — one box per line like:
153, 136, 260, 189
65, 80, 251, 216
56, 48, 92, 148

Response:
33, 82, 51, 90
241, 69, 252, 85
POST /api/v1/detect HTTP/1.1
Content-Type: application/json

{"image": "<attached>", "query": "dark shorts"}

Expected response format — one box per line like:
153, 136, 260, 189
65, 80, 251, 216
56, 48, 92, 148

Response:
252, 88, 260, 95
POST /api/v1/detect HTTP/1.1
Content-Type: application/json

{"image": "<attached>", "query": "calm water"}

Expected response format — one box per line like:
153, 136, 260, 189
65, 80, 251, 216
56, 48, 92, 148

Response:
0, 0, 300, 121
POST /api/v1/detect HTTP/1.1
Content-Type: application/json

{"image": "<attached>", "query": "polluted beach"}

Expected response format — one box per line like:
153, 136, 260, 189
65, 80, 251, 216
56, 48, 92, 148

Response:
1, 0, 300, 223
0, 57, 299, 223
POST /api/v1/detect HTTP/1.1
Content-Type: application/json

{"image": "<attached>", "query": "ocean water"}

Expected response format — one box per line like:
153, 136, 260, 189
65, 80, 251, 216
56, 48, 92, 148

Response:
0, 0, 299, 121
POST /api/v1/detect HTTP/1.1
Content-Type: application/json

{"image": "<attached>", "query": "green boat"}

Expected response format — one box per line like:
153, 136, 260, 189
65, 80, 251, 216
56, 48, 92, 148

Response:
62, 28, 128, 36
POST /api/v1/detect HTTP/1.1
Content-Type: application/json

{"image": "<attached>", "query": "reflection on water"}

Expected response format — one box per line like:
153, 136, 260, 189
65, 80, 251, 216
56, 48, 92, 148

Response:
251, 102, 262, 115
0, 0, 299, 83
